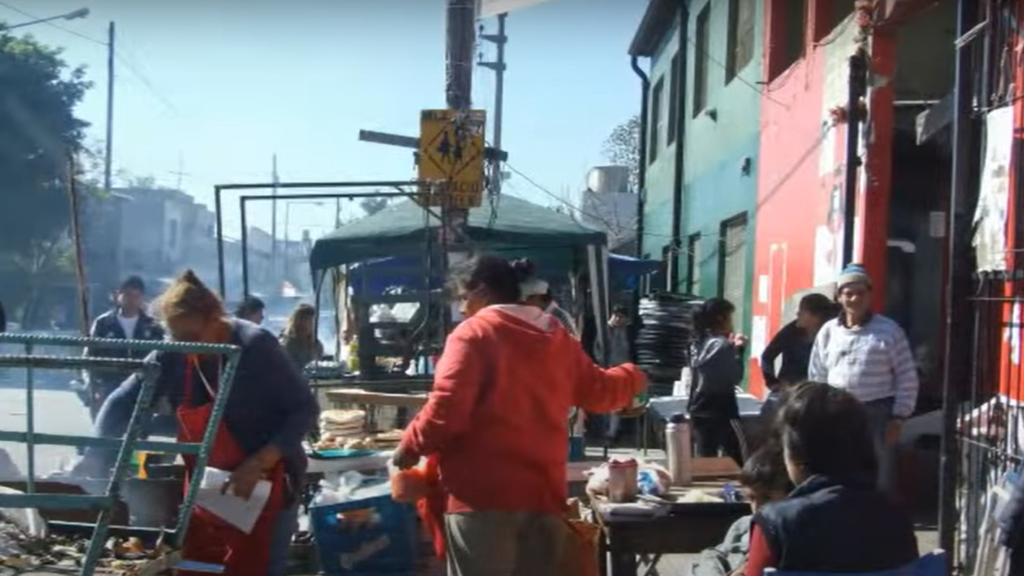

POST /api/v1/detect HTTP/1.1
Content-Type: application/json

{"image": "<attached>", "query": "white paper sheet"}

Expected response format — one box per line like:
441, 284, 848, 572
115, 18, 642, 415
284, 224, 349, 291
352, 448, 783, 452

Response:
195, 467, 272, 534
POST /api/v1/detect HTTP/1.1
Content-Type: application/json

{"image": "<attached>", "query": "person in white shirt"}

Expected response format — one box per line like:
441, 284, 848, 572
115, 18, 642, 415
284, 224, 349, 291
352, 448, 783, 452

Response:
808, 264, 919, 497
81, 276, 164, 421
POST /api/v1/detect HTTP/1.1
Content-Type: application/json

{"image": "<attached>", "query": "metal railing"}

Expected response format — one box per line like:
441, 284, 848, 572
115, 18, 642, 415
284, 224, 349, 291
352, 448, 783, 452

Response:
0, 333, 242, 576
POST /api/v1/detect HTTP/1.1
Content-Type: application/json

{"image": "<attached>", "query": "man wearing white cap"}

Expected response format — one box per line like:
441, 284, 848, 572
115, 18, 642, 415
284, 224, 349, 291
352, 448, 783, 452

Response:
808, 263, 919, 497
520, 277, 580, 340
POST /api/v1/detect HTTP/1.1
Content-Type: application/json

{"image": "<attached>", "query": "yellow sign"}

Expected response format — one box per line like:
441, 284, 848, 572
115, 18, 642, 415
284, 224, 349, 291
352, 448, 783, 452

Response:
418, 109, 487, 208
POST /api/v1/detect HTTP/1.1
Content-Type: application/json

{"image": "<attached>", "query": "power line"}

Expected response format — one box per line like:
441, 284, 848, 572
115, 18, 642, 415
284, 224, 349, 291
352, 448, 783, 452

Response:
0, 1, 106, 45
0, 2, 179, 117
685, 34, 789, 109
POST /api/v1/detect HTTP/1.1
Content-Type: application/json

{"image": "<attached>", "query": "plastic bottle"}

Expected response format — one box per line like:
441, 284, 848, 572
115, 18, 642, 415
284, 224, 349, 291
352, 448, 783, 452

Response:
348, 339, 360, 373
665, 412, 693, 486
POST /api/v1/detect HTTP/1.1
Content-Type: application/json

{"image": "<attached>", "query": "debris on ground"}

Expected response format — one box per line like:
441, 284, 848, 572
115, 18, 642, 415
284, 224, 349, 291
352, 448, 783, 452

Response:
0, 517, 173, 575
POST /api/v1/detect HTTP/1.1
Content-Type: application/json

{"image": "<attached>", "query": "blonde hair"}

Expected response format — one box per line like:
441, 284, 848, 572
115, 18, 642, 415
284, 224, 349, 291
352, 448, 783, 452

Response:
282, 303, 316, 340
155, 270, 225, 322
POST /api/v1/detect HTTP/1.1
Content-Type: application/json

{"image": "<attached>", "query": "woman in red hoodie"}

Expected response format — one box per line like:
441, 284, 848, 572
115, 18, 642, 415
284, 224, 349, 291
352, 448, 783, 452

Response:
393, 255, 646, 576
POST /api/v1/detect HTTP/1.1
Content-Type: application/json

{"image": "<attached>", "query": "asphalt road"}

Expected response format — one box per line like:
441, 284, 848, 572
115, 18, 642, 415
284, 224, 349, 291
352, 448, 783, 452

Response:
0, 388, 92, 478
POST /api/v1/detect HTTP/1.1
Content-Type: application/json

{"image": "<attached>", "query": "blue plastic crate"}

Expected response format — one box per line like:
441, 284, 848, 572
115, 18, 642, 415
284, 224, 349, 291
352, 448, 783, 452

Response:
311, 492, 419, 576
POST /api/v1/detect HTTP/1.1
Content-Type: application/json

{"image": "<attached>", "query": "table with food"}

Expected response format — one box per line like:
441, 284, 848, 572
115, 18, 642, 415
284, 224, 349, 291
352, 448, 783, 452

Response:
578, 455, 750, 576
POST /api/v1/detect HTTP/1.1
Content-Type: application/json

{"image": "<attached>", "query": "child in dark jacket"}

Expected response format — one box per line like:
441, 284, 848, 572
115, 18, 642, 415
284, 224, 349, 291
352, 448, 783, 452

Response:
692, 441, 793, 576
689, 298, 748, 466
746, 382, 918, 575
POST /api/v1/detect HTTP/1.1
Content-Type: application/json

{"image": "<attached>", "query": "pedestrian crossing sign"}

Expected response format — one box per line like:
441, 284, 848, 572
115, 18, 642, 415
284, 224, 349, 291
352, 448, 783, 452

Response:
417, 109, 487, 208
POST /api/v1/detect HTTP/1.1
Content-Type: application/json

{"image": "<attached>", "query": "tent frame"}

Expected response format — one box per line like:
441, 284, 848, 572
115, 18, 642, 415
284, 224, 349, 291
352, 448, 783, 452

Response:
213, 180, 425, 299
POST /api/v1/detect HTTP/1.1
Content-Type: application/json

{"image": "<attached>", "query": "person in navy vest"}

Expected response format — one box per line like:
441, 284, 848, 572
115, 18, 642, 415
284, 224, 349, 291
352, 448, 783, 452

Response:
744, 382, 918, 575
82, 276, 164, 421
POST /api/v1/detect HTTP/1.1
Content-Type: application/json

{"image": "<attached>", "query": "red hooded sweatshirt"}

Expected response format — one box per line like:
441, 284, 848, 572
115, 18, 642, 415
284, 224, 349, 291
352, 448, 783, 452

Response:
400, 305, 645, 514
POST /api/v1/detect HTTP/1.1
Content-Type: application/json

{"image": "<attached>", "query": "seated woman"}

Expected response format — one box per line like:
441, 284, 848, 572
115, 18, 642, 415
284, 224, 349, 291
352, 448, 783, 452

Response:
82, 270, 319, 576
746, 382, 919, 575
692, 441, 793, 576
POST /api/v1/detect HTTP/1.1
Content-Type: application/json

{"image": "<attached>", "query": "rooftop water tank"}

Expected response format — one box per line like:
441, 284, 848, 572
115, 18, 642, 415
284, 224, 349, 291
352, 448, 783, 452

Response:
586, 166, 630, 195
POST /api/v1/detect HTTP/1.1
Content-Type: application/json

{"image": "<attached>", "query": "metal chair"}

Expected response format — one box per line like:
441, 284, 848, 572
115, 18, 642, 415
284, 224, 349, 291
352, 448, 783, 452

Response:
763, 550, 948, 576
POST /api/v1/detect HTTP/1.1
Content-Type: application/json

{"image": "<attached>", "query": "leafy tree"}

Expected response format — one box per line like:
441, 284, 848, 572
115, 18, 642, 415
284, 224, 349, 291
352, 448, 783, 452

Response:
601, 115, 641, 193
0, 30, 92, 319
360, 197, 389, 216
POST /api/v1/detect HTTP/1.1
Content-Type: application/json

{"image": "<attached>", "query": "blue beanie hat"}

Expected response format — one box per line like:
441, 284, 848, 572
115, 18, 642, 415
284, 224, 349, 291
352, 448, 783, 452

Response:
837, 263, 871, 290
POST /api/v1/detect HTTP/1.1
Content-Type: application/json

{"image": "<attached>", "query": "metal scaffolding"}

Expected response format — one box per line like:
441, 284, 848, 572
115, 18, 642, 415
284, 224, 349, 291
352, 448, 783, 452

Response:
0, 333, 242, 576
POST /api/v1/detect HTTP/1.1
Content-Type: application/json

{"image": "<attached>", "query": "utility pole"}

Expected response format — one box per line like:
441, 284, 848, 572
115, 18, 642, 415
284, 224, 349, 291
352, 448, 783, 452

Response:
442, 0, 477, 236
446, 0, 476, 113
271, 154, 279, 277
67, 157, 89, 335
103, 22, 114, 198
479, 12, 508, 195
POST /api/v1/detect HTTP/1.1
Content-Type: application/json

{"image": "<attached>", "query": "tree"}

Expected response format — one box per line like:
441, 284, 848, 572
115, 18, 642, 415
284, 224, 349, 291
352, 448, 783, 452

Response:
601, 115, 641, 193
0, 30, 92, 319
360, 197, 389, 216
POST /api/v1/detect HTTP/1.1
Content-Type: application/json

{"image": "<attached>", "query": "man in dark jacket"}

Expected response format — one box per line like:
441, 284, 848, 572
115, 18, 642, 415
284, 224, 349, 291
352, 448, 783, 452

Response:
82, 276, 164, 421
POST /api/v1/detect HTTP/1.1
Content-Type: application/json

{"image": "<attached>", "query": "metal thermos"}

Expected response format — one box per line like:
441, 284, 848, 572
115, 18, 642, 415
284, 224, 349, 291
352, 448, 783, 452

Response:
665, 412, 693, 486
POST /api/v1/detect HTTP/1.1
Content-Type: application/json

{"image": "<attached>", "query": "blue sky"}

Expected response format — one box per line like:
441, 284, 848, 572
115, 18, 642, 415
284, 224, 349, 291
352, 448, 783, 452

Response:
2, 0, 646, 241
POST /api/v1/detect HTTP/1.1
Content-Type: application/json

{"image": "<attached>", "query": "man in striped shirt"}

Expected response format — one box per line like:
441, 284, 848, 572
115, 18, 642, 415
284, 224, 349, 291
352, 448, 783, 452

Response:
808, 264, 919, 497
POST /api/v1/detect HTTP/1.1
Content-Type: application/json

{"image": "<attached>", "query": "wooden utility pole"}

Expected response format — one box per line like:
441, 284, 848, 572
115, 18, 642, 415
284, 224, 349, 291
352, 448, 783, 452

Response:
67, 157, 89, 335
445, 0, 476, 233
103, 22, 115, 198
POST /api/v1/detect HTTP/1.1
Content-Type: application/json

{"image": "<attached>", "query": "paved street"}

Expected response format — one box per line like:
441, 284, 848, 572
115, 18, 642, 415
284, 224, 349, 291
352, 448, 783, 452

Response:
0, 388, 92, 478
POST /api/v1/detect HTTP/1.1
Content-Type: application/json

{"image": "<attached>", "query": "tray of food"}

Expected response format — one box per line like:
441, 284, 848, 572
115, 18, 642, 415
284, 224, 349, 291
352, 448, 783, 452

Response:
310, 409, 406, 458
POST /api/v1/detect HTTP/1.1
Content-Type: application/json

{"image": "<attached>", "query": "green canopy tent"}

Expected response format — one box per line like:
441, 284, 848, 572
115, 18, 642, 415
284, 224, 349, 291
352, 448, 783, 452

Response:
309, 195, 614, 364
309, 195, 606, 269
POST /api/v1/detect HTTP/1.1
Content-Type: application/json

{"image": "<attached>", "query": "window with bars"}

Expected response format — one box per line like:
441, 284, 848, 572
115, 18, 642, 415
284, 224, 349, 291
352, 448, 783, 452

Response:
668, 53, 680, 145
718, 214, 749, 328
693, 4, 711, 116
687, 233, 702, 295
767, 0, 808, 81
650, 77, 664, 164
726, 0, 756, 82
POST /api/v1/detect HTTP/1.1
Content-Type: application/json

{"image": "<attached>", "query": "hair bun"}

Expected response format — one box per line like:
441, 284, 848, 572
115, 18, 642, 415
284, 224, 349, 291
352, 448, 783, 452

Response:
508, 258, 535, 283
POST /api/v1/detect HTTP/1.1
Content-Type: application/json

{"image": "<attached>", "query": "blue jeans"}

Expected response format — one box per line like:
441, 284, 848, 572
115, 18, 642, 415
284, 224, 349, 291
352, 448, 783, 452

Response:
267, 502, 300, 576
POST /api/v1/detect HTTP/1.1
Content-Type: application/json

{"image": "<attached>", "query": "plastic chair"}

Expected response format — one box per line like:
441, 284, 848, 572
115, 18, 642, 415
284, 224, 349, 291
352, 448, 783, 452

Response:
764, 550, 948, 576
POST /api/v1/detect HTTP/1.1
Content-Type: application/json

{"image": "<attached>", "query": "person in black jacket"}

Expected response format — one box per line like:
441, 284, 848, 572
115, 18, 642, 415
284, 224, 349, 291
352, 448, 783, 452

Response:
82, 276, 164, 421
759, 294, 838, 421
0, 299, 6, 333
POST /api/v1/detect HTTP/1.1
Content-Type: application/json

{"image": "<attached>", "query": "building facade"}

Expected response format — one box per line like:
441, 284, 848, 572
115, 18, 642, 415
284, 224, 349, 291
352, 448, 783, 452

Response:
630, 0, 957, 398
630, 0, 764, 345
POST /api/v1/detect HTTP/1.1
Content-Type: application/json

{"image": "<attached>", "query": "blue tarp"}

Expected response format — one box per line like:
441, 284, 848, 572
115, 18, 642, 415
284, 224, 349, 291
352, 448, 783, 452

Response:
347, 254, 660, 295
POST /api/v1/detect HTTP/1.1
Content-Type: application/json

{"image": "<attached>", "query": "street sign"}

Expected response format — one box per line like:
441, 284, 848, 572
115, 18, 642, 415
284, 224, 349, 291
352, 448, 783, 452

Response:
477, 0, 554, 18
418, 109, 487, 209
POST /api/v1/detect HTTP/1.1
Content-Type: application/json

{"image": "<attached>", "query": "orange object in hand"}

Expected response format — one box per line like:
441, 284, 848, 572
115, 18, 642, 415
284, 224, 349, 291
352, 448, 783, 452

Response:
390, 464, 430, 503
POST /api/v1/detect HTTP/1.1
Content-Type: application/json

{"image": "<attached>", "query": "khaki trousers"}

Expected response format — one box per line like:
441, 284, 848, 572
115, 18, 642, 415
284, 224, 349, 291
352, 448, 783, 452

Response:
445, 511, 565, 576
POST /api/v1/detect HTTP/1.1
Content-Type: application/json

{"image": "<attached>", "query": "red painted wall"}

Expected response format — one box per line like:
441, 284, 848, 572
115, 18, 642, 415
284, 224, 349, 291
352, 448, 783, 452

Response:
749, 2, 895, 398
997, 0, 1024, 402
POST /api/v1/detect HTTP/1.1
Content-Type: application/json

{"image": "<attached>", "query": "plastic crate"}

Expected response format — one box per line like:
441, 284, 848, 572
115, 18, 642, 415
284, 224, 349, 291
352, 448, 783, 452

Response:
311, 492, 418, 576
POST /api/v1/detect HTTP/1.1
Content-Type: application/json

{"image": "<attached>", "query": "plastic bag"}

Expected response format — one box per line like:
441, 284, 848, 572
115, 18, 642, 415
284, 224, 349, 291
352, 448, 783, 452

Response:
390, 463, 431, 503
558, 519, 601, 576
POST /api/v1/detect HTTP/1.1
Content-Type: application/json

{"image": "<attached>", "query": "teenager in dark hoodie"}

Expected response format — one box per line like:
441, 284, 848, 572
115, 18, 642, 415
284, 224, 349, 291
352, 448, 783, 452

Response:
689, 297, 747, 465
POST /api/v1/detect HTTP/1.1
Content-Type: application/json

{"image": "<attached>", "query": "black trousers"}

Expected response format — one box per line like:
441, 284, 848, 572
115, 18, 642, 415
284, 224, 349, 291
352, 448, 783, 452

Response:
691, 415, 744, 466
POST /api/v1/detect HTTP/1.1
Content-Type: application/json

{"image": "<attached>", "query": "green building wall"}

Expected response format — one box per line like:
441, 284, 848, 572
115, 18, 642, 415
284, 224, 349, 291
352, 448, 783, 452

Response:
639, 0, 763, 364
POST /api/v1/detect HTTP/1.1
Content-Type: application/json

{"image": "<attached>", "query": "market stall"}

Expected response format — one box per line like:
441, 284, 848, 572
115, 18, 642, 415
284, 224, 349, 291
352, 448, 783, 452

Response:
305, 195, 612, 392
